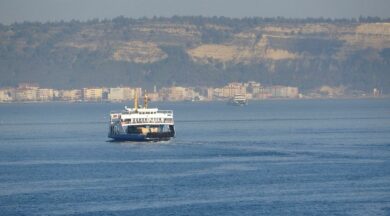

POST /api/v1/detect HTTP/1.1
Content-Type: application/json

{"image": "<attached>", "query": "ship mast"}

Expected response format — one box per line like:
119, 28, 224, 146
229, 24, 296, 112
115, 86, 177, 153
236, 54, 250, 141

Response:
144, 90, 149, 109
134, 89, 138, 112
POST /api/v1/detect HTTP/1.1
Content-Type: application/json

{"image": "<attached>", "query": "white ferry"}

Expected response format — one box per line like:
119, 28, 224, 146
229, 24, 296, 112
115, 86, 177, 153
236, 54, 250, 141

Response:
228, 94, 248, 106
108, 93, 175, 141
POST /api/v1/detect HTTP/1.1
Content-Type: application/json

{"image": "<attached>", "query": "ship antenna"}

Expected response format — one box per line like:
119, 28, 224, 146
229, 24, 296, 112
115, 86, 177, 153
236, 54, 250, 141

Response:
144, 90, 148, 109
134, 89, 138, 112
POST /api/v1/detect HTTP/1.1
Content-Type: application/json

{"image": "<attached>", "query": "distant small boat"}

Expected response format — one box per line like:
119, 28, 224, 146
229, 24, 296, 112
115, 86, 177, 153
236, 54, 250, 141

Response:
228, 94, 248, 106
108, 92, 175, 142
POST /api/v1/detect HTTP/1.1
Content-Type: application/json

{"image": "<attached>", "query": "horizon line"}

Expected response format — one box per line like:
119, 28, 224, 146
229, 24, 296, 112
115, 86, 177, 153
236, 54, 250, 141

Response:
2, 15, 390, 25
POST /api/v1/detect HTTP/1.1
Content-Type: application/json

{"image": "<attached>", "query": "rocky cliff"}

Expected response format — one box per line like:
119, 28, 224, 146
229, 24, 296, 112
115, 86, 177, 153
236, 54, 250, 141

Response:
0, 17, 389, 91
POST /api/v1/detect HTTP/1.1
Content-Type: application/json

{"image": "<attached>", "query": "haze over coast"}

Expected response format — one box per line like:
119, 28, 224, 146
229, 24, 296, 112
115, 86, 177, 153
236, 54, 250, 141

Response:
0, 0, 389, 94
1, 0, 389, 24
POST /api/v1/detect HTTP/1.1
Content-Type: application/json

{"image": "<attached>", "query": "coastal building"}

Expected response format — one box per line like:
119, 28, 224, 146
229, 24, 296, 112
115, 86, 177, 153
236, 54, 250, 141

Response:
285, 86, 299, 98
206, 88, 214, 101
15, 84, 39, 101
171, 86, 187, 101
226, 82, 247, 97
15, 89, 37, 101
160, 86, 197, 101
252, 87, 272, 99
134, 88, 143, 98
214, 82, 247, 99
108, 87, 134, 102
0, 88, 14, 102
247, 81, 261, 94
193, 87, 213, 101
107, 87, 143, 102
59, 89, 82, 101
147, 92, 161, 102
37, 88, 54, 101
1, 82, 301, 103
264, 86, 299, 98
213, 82, 298, 100
83, 88, 103, 101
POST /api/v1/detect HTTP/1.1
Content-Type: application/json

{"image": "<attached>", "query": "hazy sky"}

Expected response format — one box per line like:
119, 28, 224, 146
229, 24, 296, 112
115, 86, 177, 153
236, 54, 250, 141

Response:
0, 0, 389, 24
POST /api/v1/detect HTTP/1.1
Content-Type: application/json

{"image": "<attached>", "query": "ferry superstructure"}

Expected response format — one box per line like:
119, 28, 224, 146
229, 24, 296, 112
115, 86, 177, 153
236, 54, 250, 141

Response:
228, 94, 248, 106
108, 93, 175, 141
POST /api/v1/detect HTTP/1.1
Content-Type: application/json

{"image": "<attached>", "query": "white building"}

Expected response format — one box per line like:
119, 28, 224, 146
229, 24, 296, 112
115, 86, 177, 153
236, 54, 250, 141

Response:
59, 89, 82, 101
108, 87, 134, 102
37, 88, 54, 101
15, 88, 38, 101
83, 88, 103, 101
0, 88, 14, 102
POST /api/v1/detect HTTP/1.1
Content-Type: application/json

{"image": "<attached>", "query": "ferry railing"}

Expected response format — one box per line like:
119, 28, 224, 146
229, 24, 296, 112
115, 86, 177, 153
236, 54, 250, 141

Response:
110, 110, 173, 115
119, 118, 174, 125
158, 110, 173, 116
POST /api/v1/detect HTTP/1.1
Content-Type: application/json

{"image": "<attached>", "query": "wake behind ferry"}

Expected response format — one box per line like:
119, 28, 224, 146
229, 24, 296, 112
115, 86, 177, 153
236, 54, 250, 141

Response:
108, 93, 175, 141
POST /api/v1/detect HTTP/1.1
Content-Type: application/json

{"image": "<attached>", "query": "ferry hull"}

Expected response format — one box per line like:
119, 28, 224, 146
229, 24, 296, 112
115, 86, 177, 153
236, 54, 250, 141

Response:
108, 132, 174, 142
228, 100, 248, 106
108, 134, 148, 142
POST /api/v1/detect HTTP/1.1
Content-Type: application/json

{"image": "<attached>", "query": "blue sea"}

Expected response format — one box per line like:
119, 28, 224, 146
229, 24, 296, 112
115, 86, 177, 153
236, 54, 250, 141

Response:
0, 99, 389, 215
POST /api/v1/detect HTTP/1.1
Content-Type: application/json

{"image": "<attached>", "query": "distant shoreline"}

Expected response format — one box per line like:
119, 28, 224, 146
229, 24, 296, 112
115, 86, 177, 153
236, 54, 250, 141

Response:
1, 96, 388, 104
